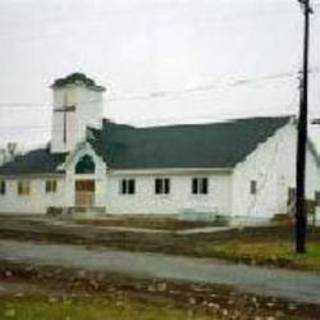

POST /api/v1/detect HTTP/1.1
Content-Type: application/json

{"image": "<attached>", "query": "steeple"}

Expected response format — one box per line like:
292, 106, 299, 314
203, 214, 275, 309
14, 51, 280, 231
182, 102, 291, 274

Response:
50, 73, 106, 153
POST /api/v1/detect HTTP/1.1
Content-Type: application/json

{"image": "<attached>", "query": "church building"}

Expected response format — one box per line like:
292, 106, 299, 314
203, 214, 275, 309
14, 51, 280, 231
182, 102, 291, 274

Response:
0, 73, 320, 224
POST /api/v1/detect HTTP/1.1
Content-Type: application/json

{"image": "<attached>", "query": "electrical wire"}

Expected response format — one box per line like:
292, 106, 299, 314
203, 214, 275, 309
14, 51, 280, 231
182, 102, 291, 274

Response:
0, 69, 309, 109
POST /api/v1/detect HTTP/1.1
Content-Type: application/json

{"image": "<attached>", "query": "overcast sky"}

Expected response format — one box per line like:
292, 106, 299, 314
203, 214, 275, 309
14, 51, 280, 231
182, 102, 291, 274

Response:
0, 0, 320, 149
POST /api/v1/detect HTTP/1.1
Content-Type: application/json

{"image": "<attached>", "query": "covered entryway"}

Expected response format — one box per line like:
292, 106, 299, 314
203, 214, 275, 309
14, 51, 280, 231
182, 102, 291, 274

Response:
75, 180, 95, 207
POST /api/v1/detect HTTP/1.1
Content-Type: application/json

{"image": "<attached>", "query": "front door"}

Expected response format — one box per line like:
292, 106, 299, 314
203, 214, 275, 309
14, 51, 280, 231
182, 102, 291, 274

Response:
75, 180, 95, 207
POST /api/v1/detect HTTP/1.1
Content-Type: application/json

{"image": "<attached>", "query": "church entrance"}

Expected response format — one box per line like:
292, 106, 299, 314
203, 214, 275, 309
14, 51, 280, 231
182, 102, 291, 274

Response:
75, 180, 95, 208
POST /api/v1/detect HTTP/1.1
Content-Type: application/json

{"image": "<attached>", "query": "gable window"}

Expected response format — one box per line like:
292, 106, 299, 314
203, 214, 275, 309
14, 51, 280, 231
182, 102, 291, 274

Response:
315, 191, 320, 206
75, 155, 95, 174
0, 180, 5, 195
192, 178, 208, 195
120, 179, 135, 195
18, 181, 31, 196
155, 178, 170, 195
250, 180, 257, 195
45, 180, 57, 193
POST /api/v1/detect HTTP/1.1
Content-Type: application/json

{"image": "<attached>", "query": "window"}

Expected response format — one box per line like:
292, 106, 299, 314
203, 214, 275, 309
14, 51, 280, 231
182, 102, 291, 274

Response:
315, 191, 320, 206
155, 178, 170, 194
18, 181, 31, 196
46, 180, 57, 193
250, 180, 257, 195
192, 178, 208, 195
0, 180, 5, 195
120, 179, 135, 195
75, 155, 95, 174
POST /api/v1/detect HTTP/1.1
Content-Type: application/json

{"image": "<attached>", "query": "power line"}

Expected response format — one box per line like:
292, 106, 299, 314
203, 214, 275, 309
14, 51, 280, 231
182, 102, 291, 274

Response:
0, 100, 301, 132
0, 70, 309, 109
0, 103, 50, 107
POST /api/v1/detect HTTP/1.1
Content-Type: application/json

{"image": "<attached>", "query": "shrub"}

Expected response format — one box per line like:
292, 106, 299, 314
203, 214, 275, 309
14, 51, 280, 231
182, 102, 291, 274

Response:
213, 215, 230, 226
46, 206, 63, 217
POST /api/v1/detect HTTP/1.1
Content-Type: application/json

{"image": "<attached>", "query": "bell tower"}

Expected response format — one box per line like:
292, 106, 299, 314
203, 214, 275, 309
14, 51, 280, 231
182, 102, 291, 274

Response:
50, 73, 106, 153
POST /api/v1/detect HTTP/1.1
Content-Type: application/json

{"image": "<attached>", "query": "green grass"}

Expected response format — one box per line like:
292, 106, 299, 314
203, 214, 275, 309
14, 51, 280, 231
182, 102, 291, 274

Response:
201, 241, 320, 271
0, 296, 212, 320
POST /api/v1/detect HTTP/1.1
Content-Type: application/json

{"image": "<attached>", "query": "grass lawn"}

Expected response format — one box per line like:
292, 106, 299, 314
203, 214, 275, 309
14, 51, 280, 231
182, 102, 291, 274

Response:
199, 240, 320, 271
0, 296, 211, 320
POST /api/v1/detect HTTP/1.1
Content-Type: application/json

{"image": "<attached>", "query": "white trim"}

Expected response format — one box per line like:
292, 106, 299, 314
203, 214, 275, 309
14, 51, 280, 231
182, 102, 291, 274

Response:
0, 173, 65, 179
59, 141, 105, 172
108, 167, 233, 176
1, 168, 232, 179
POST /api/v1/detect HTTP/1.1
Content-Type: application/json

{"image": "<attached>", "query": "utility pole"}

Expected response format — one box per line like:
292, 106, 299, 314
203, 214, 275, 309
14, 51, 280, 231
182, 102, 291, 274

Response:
295, 0, 312, 253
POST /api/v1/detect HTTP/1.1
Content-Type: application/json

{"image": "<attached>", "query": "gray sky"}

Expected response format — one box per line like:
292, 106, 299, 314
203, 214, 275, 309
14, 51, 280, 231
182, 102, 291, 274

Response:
0, 0, 320, 149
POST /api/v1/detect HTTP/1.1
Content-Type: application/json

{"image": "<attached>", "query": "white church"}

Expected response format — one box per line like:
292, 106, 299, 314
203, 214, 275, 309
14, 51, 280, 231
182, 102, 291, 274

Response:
0, 73, 320, 224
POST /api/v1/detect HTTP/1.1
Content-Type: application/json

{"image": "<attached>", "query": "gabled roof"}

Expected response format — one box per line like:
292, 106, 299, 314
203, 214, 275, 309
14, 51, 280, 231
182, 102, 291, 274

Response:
88, 116, 293, 169
0, 149, 67, 175
0, 116, 296, 175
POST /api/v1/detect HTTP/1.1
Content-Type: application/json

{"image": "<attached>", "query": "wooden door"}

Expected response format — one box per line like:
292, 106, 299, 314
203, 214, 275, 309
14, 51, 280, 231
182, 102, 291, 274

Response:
75, 180, 95, 207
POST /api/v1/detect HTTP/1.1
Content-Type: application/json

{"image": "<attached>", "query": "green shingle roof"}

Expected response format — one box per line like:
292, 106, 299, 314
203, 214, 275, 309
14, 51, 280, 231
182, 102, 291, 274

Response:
0, 116, 295, 175
0, 149, 67, 175
88, 116, 293, 169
